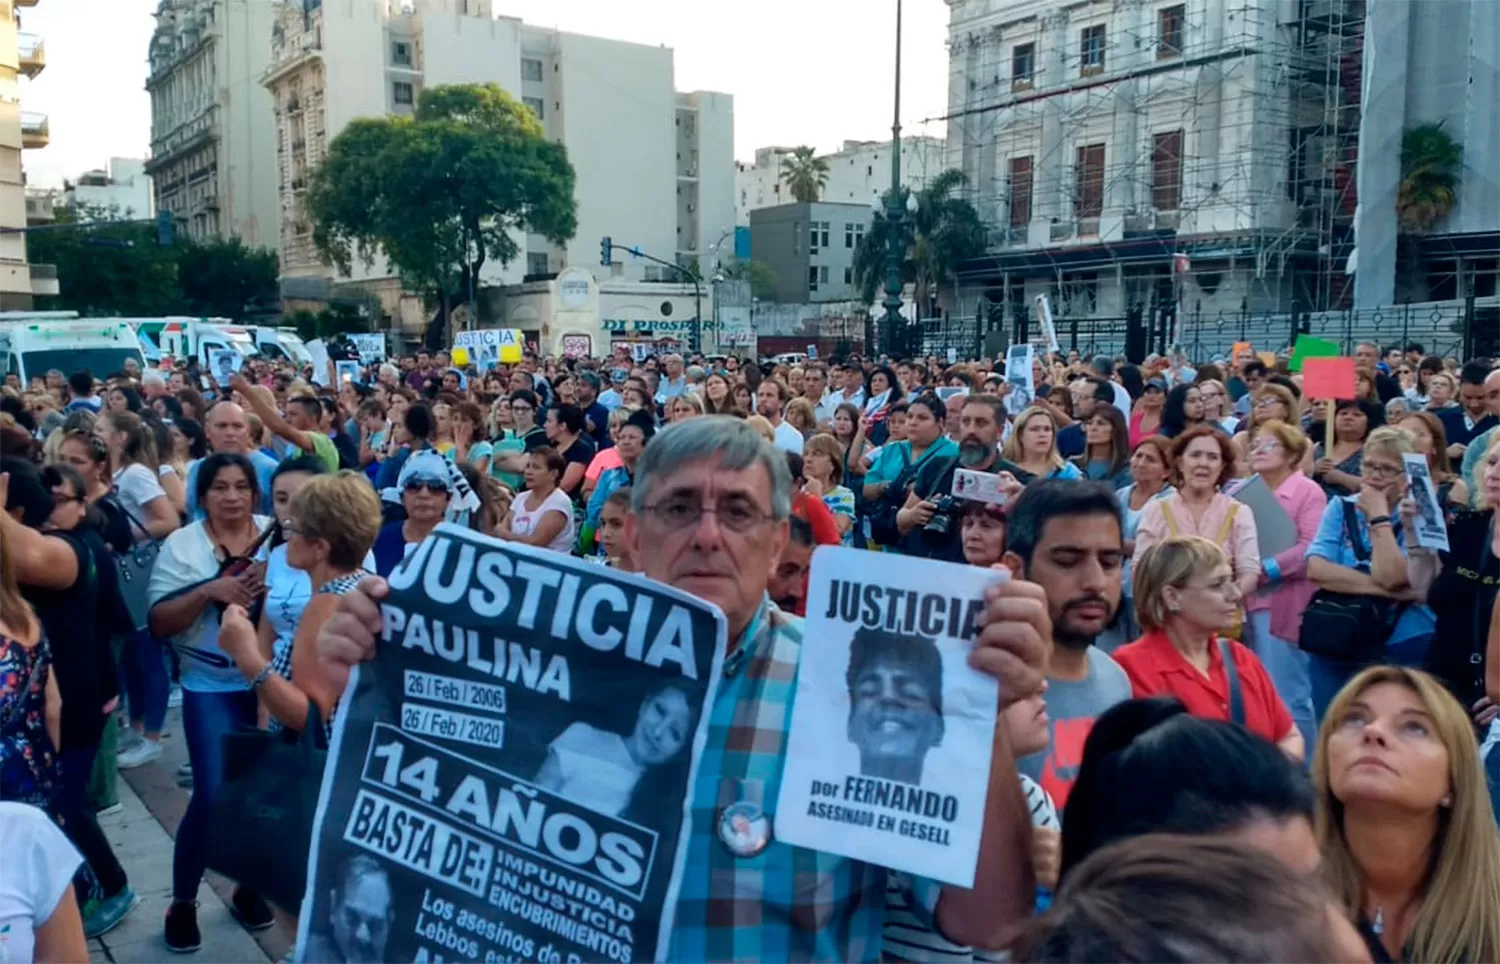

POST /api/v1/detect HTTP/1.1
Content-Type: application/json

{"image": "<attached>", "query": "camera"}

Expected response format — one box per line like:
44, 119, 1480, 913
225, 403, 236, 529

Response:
923, 496, 960, 536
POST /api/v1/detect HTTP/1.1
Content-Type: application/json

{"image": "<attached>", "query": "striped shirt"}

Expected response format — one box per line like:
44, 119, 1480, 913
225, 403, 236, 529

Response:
668, 598, 945, 961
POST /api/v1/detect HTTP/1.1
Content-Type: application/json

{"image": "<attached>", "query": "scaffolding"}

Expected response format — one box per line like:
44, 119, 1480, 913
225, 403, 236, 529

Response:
927, 0, 1369, 337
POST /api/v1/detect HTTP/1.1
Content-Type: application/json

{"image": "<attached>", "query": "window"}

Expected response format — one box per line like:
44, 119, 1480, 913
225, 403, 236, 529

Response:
1158, 5, 1185, 57
819, 265, 829, 284
845, 267, 853, 285
1012, 43, 1035, 84
393, 82, 414, 105
1151, 130, 1183, 211
809, 220, 829, 252
526, 252, 548, 276
845, 223, 855, 248
523, 96, 544, 119
854, 224, 865, 249
1075, 144, 1105, 218
1080, 24, 1106, 74
809, 222, 819, 252
392, 41, 412, 66
521, 58, 543, 82
809, 265, 820, 291
1009, 156, 1034, 227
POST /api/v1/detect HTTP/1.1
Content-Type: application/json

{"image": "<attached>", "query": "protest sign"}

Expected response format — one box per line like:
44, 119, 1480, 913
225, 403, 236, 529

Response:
774, 547, 1001, 887
298, 524, 727, 964
946, 347, 958, 365
1034, 294, 1060, 354
935, 387, 967, 404
210, 349, 241, 386
1403, 453, 1450, 551
1003, 344, 1035, 415
1288, 334, 1341, 372
335, 360, 361, 385
306, 339, 332, 386
349, 333, 386, 363
950, 469, 1011, 509
1301, 356, 1356, 452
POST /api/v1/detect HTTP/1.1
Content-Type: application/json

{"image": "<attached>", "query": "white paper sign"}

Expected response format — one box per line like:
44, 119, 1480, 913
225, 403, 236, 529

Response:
306, 339, 332, 386
209, 349, 241, 385
1003, 343, 1035, 415
775, 547, 1002, 887
935, 387, 967, 404
1403, 453, 1449, 551
335, 360, 361, 384
951, 469, 1011, 508
1034, 294, 1060, 354
946, 347, 958, 364
348, 333, 386, 363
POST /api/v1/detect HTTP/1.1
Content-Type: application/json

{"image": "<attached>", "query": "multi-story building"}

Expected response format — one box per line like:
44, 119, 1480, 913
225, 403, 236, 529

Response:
749, 201, 873, 305
261, 0, 734, 331
65, 158, 154, 218
145, 0, 279, 246
0, 0, 55, 308
941, 0, 1498, 336
735, 136, 947, 226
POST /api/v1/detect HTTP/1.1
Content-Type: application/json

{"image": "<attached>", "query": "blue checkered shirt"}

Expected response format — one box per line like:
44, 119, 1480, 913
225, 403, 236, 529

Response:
667, 598, 944, 961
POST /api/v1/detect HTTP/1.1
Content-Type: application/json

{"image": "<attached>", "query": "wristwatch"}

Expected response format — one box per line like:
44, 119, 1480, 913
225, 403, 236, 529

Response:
250, 662, 277, 689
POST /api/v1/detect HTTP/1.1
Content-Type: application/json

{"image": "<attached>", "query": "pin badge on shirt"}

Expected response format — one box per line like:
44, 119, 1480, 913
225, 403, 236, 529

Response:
717, 779, 772, 858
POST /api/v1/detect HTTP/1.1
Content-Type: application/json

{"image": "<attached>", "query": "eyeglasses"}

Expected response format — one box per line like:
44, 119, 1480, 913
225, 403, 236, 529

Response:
403, 480, 449, 495
1362, 462, 1404, 481
510, 404, 533, 413
642, 496, 772, 533
52, 491, 86, 507
1253, 397, 1284, 408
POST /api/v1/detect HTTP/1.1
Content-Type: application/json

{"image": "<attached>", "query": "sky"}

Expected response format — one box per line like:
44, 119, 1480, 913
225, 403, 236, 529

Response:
21, 0, 952, 190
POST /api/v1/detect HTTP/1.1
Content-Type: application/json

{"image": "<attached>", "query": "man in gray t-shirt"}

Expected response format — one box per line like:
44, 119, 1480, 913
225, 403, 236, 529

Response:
1001, 479, 1135, 815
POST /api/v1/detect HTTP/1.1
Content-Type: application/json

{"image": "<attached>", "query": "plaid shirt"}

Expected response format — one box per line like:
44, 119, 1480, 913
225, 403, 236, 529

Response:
668, 598, 943, 961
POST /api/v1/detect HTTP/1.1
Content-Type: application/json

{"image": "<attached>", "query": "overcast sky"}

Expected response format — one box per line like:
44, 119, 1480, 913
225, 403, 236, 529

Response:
21, 0, 952, 189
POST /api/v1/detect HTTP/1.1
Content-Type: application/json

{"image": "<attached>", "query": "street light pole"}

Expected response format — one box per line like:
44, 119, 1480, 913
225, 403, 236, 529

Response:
880, 0, 906, 359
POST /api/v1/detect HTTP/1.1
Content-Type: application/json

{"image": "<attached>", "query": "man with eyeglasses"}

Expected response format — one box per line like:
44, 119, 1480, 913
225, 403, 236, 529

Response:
317, 416, 1049, 959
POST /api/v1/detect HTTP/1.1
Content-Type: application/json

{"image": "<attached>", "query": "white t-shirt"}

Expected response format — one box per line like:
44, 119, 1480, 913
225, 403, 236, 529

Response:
543, 722, 643, 817
114, 463, 167, 543
772, 419, 805, 454
0, 802, 82, 964
1110, 381, 1133, 421
510, 488, 575, 554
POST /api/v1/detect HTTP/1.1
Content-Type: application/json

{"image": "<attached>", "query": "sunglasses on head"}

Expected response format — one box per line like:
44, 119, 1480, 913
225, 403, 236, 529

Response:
404, 480, 448, 495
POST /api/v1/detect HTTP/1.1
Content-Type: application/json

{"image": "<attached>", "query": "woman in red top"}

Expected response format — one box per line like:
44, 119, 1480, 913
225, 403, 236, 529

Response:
1114, 535, 1303, 760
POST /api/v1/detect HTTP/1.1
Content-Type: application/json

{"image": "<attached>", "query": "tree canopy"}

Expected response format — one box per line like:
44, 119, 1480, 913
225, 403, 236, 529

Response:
306, 83, 578, 324
780, 147, 830, 204
1397, 123, 1462, 234
852, 169, 988, 315
25, 205, 279, 317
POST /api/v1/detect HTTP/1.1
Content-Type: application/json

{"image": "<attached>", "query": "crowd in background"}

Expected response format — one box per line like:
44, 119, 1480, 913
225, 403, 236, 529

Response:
0, 333, 1498, 962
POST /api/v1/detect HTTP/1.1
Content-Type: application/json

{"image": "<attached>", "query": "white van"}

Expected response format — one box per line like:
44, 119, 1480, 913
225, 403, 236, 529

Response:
0, 319, 146, 386
134, 318, 259, 367
251, 326, 313, 366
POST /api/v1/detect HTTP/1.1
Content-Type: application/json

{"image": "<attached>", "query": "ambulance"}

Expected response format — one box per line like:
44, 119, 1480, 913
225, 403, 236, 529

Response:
250, 326, 313, 367
0, 319, 146, 387
133, 318, 259, 367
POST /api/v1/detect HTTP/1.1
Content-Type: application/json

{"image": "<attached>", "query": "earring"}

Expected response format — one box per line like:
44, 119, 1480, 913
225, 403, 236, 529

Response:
1440, 794, 1453, 807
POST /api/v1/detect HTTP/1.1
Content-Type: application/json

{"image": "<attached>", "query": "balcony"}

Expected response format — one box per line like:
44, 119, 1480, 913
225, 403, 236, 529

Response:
21, 112, 48, 149
29, 263, 58, 297
17, 33, 44, 78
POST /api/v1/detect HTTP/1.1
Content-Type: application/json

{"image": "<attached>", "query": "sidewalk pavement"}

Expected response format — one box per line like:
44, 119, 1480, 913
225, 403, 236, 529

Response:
91, 704, 294, 963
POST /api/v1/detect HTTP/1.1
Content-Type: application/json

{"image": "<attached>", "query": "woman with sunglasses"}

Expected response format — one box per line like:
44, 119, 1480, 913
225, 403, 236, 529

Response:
372, 451, 453, 578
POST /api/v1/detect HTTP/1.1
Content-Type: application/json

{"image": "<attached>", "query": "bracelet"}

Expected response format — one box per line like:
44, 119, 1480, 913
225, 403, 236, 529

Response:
250, 662, 278, 689
1367, 515, 1393, 528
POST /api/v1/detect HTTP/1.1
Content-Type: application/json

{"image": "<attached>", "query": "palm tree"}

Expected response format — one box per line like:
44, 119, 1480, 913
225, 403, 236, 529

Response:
1396, 123, 1461, 233
779, 147, 830, 203
852, 169, 988, 318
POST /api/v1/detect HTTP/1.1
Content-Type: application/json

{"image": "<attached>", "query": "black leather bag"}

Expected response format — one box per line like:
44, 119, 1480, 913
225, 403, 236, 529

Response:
1298, 501, 1406, 663
206, 703, 328, 910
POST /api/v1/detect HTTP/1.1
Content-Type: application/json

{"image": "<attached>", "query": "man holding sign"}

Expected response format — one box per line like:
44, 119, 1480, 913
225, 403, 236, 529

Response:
317, 417, 1049, 958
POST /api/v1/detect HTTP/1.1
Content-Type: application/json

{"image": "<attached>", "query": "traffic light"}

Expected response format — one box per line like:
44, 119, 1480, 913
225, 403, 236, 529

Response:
600, 236, 613, 267
156, 210, 174, 247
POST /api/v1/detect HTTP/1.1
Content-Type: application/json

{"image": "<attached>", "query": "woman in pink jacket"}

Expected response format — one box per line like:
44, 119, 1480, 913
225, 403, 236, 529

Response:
1231, 419, 1327, 753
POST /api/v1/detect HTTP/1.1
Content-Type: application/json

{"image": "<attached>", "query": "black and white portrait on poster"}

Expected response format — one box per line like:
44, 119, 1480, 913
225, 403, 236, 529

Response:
773, 547, 1001, 887
1403, 452, 1449, 552
1003, 344, 1034, 415
296, 523, 727, 964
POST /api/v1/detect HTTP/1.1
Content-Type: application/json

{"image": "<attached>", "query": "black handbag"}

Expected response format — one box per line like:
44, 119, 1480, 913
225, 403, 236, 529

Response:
1298, 501, 1407, 663
206, 702, 329, 911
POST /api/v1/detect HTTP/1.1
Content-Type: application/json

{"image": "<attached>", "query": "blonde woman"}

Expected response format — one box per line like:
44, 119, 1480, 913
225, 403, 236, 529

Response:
1231, 383, 1308, 475
1115, 536, 1302, 760
1002, 406, 1083, 482
785, 397, 816, 438
1313, 666, 1500, 963
1197, 378, 1238, 433
669, 392, 705, 423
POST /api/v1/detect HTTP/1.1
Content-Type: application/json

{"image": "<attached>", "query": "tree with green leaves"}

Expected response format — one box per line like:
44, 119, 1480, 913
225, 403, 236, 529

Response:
177, 239, 280, 318
1397, 123, 1461, 233
306, 83, 578, 330
718, 259, 777, 300
852, 169, 987, 317
780, 146, 830, 203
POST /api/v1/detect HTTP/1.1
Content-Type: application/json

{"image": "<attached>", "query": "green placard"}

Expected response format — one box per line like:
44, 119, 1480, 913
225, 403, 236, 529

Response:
1288, 335, 1341, 372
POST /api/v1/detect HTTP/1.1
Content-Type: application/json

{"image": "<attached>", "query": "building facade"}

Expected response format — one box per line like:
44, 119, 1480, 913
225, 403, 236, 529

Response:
749, 201, 873, 305
0, 0, 55, 308
145, 0, 279, 246
735, 136, 947, 226
941, 0, 1498, 338
66, 158, 154, 218
260, 0, 734, 333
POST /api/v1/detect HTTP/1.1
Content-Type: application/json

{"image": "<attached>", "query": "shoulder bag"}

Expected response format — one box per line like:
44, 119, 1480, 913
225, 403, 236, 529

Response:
1218, 637, 1246, 726
1298, 501, 1407, 663
107, 495, 162, 633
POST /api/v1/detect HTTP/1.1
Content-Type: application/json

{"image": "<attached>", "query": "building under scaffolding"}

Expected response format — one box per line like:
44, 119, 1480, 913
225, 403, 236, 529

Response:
935, 0, 1498, 354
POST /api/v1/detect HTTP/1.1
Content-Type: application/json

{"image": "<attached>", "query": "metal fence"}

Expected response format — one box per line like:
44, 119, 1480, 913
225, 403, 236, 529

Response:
914, 297, 1498, 363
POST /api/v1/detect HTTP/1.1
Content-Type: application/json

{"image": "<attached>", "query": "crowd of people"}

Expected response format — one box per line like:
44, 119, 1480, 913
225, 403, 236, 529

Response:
1, 335, 1498, 962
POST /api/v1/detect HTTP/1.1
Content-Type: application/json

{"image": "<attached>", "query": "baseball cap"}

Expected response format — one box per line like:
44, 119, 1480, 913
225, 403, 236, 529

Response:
1145, 377, 1168, 392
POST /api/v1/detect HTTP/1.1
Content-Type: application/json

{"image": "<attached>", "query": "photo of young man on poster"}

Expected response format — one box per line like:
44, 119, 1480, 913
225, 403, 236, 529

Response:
845, 627, 946, 785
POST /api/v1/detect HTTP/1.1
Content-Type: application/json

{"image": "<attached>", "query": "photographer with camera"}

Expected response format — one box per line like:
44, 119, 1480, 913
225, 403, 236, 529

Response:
894, 395, 1023, 561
